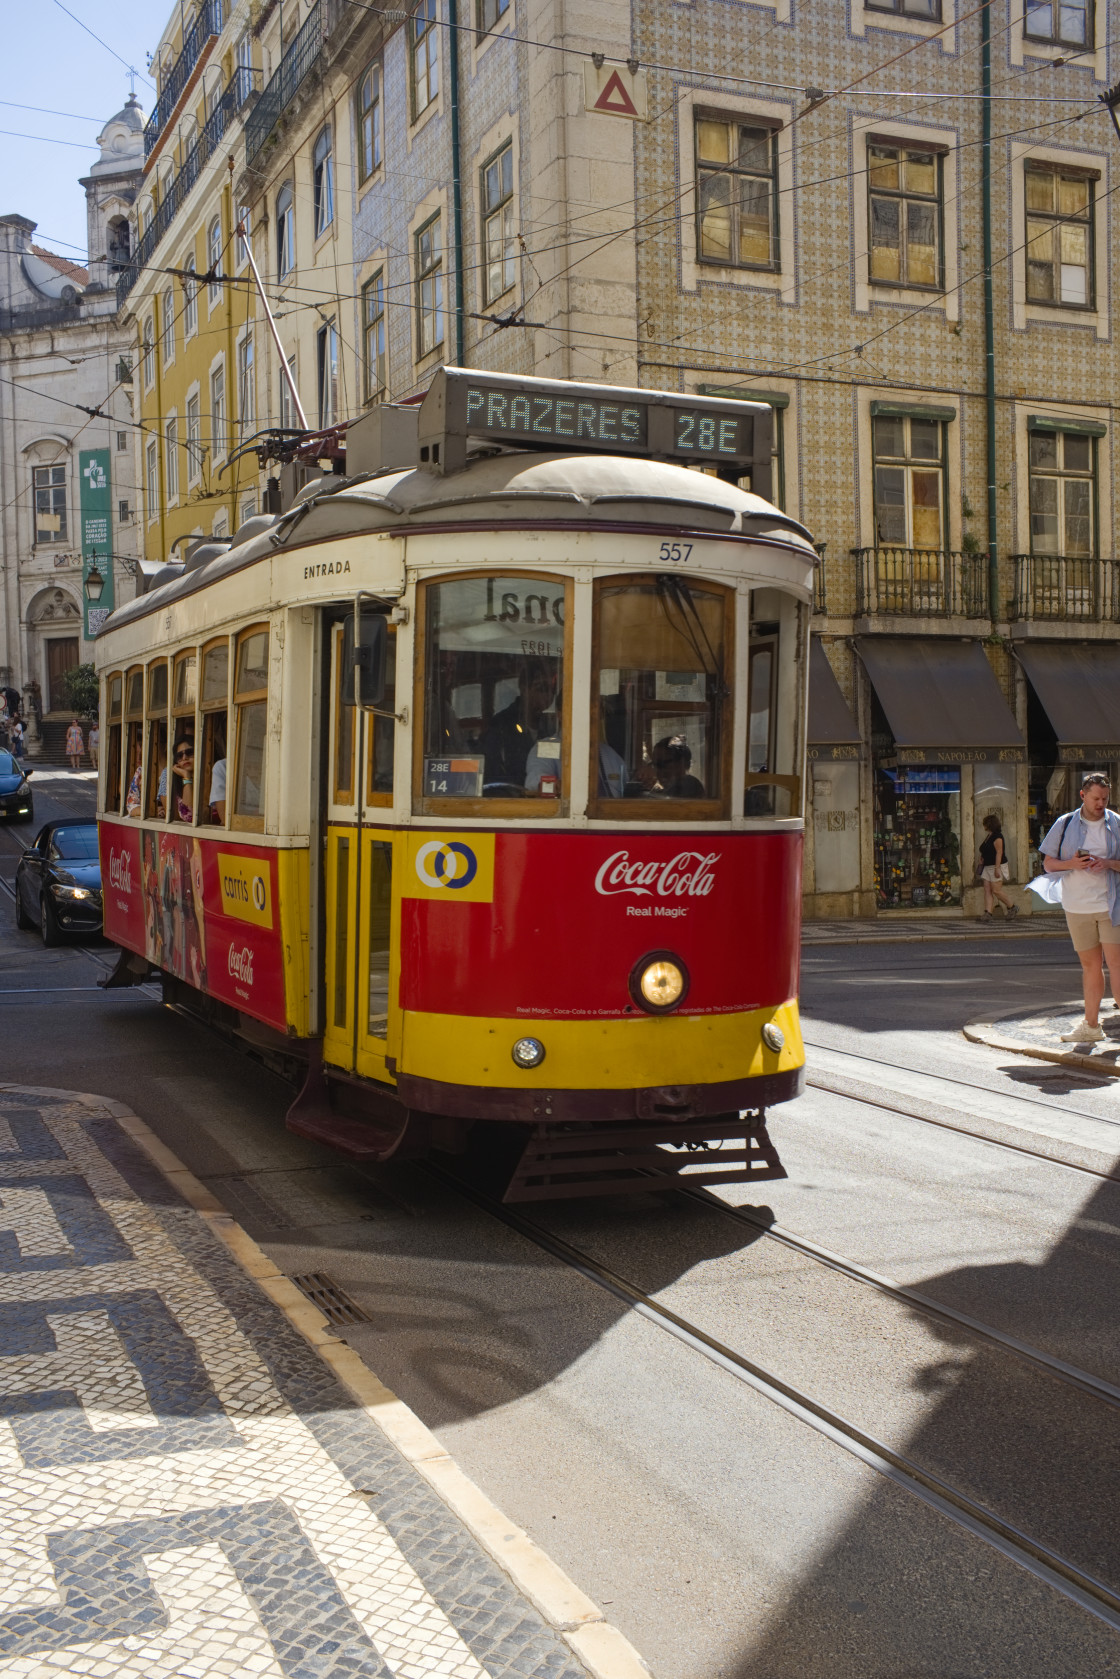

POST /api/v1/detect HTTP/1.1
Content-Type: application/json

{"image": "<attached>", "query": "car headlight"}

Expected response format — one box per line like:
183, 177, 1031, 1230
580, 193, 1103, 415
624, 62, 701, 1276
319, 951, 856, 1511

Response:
629, 952, 689, 1014
51, 885, 91, 900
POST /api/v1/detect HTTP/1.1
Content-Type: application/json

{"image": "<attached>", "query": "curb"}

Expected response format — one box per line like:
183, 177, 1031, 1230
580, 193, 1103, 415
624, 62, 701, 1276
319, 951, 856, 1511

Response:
9, 1082, 652, 1679
962, 1006, 1120, 1079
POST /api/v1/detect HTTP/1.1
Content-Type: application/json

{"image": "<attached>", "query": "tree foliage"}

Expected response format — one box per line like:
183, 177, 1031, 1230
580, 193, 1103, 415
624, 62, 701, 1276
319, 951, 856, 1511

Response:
62, 663, 99, 716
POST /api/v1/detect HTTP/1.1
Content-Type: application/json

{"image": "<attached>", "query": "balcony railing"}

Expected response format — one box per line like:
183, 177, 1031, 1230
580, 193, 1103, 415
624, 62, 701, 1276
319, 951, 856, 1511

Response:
145, 0, 225, 157
852, 546, 989, 619
246, 0, 338, 164
1010, 554, 1120, 623
812, 542, 827, 614
117, 66, 255, 310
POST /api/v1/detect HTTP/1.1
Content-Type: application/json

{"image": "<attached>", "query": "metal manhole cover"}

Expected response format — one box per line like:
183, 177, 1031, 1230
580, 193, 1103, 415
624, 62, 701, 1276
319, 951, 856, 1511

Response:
289, 1272, 370, 1326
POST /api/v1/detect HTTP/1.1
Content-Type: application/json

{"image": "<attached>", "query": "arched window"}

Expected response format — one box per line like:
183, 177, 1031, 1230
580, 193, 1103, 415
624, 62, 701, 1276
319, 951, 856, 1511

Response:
161, 287, 175, 365
276, 184, 294, 279
107, 216, 130, 272
182, 257, 197, 337
207, 215, 222, 305
142, 317, 155, 388
313, 127, 334, 237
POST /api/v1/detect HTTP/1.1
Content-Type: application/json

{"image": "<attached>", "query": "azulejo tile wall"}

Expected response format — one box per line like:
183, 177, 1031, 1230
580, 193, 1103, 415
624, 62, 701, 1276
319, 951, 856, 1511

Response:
0, 1089, 590, 1679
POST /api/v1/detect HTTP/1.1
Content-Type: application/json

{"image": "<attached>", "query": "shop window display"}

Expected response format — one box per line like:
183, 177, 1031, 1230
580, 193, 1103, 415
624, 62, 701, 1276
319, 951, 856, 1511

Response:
874, 766, 961, 906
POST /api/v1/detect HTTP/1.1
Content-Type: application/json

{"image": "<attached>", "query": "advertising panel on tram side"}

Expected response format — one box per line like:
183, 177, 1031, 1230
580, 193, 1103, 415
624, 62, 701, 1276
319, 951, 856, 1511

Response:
399, 828, 802, 1019
100, 822, 287, 1031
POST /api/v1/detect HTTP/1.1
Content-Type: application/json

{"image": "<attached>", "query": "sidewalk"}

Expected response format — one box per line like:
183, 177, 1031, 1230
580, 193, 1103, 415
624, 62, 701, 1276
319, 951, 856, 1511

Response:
803, 913, 1067, 945
0, 1085, 645, 1679
965, 1002, 1120, 1078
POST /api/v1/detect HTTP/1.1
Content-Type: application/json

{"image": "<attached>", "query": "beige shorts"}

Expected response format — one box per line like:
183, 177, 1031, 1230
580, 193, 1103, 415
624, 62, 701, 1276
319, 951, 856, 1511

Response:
1065, 911, 1120, 953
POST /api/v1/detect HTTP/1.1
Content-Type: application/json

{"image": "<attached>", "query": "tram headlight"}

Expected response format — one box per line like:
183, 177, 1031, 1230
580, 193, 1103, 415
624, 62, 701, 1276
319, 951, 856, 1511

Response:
761, 1021, 785, 1053
630, 952, 689, 1014
511, 1036, 546, 1070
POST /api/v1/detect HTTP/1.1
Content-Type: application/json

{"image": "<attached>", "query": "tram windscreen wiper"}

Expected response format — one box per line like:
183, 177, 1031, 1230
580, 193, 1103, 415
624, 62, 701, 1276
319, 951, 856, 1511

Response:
656, 575, 729, 698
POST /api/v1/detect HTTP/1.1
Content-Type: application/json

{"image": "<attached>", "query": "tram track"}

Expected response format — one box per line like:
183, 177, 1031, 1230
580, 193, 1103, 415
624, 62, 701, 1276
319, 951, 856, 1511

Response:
427, 1161, 1120, 1637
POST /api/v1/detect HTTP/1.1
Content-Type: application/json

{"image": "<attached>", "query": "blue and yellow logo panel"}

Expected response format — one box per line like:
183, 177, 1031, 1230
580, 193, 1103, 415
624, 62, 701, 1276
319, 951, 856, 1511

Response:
217, 852, 274, 929
402, 833, 495, 903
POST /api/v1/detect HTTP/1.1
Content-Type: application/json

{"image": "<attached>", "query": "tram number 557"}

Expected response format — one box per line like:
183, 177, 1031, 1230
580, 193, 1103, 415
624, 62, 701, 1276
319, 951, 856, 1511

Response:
658, 541, 693, 563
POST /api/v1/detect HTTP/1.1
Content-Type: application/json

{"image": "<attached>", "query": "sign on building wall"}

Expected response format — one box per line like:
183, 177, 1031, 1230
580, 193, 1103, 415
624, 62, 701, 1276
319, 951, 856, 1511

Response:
79, 449, 114, 638
583, 61, 648, 121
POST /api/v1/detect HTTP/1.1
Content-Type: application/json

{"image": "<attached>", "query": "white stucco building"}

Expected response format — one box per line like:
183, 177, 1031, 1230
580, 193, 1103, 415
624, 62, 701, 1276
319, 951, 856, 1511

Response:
0, 97, 144, 719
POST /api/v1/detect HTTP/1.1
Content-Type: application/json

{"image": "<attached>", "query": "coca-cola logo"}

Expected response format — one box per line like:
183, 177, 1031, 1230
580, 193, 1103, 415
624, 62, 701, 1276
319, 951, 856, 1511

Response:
594, 849, 719, 899
108, 849, 132, 892
227, 943, 255, 984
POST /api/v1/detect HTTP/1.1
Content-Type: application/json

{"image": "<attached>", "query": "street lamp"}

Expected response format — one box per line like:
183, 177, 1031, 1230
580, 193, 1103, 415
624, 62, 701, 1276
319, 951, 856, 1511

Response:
85, 558, 106, 603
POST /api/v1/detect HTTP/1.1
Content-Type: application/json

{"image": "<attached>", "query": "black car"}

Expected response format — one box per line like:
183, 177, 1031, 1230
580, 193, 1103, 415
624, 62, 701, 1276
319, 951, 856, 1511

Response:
0, 751, 33, 823
16, 820, 102, 945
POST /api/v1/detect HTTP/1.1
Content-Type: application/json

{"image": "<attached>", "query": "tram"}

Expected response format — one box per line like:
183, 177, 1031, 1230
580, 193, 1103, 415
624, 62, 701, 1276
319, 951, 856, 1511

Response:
95, 370, 814, 1200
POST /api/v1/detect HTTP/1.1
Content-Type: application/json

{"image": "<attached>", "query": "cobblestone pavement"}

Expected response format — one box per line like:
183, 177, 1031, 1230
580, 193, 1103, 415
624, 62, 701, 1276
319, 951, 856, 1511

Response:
0, 1087, 594, 1679
964, 1000, 1120, 1076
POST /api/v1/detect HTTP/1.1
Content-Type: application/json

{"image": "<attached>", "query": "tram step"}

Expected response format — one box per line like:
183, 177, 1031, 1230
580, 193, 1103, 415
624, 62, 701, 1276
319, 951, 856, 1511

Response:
286, 1106, 409, 1160
502, 1114, 787, 1203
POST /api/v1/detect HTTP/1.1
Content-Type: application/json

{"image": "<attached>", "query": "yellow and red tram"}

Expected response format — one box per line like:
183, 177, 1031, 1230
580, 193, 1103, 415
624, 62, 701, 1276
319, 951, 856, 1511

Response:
95, 371, 815, 1199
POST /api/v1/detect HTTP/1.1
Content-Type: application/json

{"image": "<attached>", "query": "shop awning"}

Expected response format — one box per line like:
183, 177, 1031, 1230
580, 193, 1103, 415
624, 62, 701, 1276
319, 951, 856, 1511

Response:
855, 637, 1025, 764
808, 638, 861, 757
1016, 642, 1120, 762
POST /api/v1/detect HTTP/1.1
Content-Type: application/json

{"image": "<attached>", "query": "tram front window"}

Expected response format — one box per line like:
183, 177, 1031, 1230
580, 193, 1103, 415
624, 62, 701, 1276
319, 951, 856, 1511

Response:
422, 575, 566, 800
592, 577, 729, 813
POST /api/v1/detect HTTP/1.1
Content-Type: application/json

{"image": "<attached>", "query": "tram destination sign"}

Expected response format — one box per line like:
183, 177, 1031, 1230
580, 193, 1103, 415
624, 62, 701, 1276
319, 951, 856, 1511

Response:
417, 367, 773, 497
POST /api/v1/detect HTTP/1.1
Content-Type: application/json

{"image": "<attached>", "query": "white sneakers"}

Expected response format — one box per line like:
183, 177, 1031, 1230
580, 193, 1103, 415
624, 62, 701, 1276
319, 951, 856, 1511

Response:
1060, 1018, 1106, 1044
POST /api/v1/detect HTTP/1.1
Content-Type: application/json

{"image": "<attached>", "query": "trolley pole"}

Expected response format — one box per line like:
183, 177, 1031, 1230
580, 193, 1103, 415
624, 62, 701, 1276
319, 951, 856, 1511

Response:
236, 217, 309, 431
981, 1, 999, 625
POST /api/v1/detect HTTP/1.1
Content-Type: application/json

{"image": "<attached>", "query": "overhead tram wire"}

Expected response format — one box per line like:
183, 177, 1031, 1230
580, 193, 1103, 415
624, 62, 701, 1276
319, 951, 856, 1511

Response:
48, 0, 154, 91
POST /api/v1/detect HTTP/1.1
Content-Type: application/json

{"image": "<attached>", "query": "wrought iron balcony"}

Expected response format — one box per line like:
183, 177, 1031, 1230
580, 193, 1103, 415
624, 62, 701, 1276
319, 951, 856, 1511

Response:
852, 546, 989, 619
1010, 554, 1120, 623
812, 542, 827, 614
117, 67, 255, 311
145, 0, 225, 157
246, 0, 338, 164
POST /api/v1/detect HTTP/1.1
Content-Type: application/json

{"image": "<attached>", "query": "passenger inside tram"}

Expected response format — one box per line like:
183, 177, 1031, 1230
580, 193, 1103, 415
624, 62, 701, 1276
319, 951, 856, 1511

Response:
479, 659, 559, 793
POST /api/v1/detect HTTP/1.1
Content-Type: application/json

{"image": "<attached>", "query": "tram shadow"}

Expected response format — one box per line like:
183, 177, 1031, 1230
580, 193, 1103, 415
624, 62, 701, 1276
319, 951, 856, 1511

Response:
727, 1168, 1120, 1679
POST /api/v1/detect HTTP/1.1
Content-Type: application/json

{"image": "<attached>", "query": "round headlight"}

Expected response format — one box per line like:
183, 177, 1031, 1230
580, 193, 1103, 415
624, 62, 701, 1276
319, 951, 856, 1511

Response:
629, 952, 689, 1014
511, 1036, 546, 1069
761, 1021, 785, 1053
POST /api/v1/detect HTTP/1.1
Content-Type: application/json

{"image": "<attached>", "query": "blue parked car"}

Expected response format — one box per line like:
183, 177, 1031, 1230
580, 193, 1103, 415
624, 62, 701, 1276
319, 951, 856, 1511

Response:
15, 820, 102, 946
0, 751, 32, 823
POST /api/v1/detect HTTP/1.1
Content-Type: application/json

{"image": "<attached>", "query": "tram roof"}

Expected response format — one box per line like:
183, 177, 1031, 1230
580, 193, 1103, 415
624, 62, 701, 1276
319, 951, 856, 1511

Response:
104, 449, 815, 633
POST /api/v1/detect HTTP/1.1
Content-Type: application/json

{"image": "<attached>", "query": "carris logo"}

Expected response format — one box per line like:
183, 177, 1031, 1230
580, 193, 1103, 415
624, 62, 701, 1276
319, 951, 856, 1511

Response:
227, 944, 255, 984
108, 849, 132, 892
594, 850, 719, 899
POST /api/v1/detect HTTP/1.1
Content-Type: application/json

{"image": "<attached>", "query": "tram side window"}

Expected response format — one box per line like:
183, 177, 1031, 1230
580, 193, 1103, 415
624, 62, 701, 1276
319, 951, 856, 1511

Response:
232, 626, 269, 829
124, 667, 144, 817
105, 674, 124, 813
333, 621, 355, 805
145, 661, 169, 820
590, 577, 730, 813
199, 641, 229, 825
168, 650, 198, 823
421, 576, 566, 801
367, 626, 397, 803
745, 588, 805, 818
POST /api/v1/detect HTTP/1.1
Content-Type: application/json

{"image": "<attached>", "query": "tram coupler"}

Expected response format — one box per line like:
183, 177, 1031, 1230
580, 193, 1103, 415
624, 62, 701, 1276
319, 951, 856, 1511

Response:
98, 946, 157, 989
501, 1108, 787, 1203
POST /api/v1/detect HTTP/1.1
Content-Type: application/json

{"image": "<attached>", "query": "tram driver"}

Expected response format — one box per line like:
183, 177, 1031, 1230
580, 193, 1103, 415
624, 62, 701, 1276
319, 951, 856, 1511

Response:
480, 660, 560, 795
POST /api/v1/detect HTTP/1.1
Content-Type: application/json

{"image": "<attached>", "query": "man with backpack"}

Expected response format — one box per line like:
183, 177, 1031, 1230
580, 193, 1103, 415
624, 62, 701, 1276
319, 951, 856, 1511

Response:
1039, 772, 1120, 1044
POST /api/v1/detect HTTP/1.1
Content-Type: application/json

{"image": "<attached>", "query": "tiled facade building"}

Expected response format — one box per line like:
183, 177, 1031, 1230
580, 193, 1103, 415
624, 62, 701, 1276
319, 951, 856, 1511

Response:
123, 0, 1120, 919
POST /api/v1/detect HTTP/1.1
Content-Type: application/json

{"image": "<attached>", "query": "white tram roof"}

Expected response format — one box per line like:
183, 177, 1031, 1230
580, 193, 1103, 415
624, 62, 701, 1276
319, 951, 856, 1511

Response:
105, 450, 815, 634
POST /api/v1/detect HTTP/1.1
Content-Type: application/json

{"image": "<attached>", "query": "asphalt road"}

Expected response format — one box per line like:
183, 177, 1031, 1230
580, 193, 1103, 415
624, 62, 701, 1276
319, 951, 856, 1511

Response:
5, 774, 1119, 1678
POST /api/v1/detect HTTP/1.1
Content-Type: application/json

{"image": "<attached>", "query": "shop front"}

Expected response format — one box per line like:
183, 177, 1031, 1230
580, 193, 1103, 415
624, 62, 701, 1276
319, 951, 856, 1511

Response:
1015, 643, 1120, 879
856, 638, 1026, 914
804, 638, 869, 918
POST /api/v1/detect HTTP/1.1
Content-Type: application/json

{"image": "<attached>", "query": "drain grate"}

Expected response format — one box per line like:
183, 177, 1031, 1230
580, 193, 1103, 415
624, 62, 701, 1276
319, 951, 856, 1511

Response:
289, 1272, 370, 1326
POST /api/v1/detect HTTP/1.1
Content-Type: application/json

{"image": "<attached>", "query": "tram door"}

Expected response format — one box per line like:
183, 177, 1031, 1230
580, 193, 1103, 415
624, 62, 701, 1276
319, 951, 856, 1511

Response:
321, 618, 398, 1084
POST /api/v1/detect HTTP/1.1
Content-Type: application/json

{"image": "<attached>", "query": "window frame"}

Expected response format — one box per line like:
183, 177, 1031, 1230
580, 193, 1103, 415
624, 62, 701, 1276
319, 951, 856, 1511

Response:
481, 141, 516, 305
411, 0, 440, 120
1024, 162, 1096, 313
865, 0, 942, 15
276, 183, 295, 279
124, 664, 144, 818
210, 362, 226, 462
237, 332, 255, 431
1028, 427, 1098, 558
230, 622, 269, 834
207, 215, 223, 307
105, 672, 124, 813
145, 438, 159, 524
366, 625, 397, 807
1024, 0, 1091, 48
165, 416, 179, 504
186, 390, 202, 483
415, 211, 444, 359
182, 258, 198, 338
161, 286, 176, 366
694, 109, 781, 274
412, 569, 573, 820
169, 649, 198, 825
866, 141, 945, 293
362, 270, 387, 402
477, 0, 510, 28
313, 125, 334, 238
142, 317, 155, 389
871, 413, 948, 551
357, 63, 381, 184
32, 465, 67, 544
587, 572, 736, 823
317, 321, 339, 427
199, 635, 230, 828
145, 658, 170, 820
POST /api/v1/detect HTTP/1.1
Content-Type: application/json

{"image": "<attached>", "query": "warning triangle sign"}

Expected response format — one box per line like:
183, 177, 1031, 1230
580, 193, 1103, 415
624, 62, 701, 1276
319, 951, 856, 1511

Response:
594, 70, 639, 117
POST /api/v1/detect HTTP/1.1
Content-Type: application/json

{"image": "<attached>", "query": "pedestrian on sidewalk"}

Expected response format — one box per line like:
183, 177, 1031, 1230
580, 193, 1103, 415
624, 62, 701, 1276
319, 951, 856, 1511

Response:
88, 718, 100, 770
1039, 771, 1120, 1044
978, 814, 1018, 921
11, 720, 24, 761
65, 717, 84, 770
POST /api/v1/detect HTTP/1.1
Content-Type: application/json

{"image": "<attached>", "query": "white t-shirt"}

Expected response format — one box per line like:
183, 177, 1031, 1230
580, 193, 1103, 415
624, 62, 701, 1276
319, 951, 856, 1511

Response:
208, 758, 227, 804
1062, 816, 1111, 914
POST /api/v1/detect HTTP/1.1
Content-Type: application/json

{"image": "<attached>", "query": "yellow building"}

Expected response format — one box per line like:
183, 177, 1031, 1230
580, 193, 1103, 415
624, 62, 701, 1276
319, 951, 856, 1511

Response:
118, 0, 262, 563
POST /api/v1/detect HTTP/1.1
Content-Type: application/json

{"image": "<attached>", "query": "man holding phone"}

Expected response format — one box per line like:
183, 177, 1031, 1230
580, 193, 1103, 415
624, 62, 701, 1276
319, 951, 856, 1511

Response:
1040, 771, 1120, 1043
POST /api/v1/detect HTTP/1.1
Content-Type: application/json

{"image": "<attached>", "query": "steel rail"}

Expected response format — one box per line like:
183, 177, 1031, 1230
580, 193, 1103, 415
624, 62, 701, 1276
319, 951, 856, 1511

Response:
429, 1163, 1120, 1636
678, 1184, 1120, 1411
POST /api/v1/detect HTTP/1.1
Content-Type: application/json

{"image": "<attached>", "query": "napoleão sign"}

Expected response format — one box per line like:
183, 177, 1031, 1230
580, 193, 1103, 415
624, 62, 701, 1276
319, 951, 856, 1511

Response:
417, 368, 773, 496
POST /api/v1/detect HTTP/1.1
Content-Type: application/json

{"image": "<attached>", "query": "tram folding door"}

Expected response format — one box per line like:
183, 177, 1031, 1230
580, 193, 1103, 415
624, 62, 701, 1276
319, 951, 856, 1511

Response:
321, 620, 397, 1085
